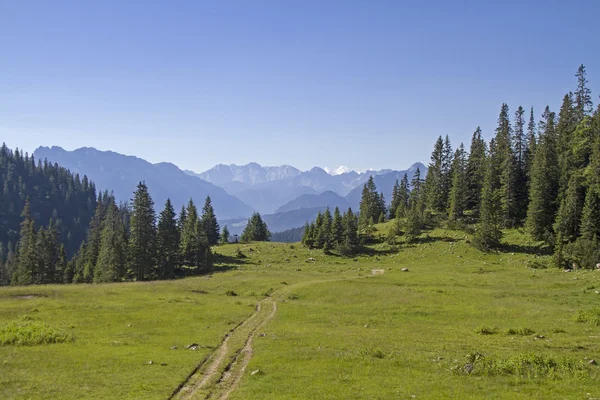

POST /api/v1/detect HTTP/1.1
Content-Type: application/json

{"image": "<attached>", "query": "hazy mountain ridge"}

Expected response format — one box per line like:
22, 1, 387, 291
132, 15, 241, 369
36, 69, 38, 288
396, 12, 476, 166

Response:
275, 190, 349, 214
33, 146, 254, 220
189, 162, 425, 214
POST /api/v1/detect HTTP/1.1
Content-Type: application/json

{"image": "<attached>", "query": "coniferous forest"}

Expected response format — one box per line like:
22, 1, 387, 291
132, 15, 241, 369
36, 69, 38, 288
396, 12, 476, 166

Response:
303, 65, 600, 270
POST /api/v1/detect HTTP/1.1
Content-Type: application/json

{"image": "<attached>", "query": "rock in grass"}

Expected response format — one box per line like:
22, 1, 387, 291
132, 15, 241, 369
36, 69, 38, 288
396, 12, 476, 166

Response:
147, 361, 153, 365
590, 359, 598, 365
251, 369, 261, 375
401, 268, 409, 272
170, 346, 178, 350
186, 343, 199, 350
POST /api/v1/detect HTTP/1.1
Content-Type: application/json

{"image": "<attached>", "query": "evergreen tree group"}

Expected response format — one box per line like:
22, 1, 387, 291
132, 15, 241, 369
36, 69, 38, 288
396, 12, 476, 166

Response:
387, 65, 600, 267
241, 212, 271, 242
302, 207, 360, 255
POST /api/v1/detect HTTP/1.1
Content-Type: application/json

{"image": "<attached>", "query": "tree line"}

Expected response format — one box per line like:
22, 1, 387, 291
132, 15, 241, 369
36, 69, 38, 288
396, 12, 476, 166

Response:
1, 170, 272, 285
344, 65, 600, 269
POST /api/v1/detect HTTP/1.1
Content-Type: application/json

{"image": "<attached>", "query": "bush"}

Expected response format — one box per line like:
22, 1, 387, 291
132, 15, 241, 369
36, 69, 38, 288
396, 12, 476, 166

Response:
235, 248, 247, 259
453, 352, 586, 378
506, 327, 535, 336
0, 318, 72, 346
574, 308, 600, 326
475, 325, 496, 335
225, 290, 238, 297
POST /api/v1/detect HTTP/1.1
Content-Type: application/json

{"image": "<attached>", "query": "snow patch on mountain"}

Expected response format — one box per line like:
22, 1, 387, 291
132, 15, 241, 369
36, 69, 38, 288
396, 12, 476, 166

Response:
324, 165, 352, 175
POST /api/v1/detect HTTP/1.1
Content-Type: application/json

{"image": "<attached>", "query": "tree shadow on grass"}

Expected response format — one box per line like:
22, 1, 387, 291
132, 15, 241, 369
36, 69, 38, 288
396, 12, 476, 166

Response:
498, 242, 552, 256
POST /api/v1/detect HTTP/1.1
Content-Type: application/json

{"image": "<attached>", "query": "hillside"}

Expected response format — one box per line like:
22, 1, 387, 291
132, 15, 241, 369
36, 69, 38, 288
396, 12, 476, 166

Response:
33, 146, 253, 220
0, 144, 97, 258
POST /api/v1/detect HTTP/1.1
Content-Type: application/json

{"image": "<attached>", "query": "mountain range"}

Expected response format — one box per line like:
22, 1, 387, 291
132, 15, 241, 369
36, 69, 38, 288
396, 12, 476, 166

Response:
33, 146, 253, 220
33, 146, 426, 234
188, 163, 422, 214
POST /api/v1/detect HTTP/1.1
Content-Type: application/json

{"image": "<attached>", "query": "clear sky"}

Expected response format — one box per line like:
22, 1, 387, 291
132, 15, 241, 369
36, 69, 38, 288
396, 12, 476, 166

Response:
1, 0, 598, 173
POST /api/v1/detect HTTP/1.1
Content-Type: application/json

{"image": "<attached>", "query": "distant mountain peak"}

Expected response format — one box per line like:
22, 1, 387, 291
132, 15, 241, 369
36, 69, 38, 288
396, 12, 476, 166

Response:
324, 165, 352, 175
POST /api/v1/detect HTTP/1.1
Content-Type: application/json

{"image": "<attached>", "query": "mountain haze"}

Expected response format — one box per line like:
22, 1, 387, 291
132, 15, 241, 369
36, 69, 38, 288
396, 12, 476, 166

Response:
33, 147, 253, 219
190, 162, 425, 214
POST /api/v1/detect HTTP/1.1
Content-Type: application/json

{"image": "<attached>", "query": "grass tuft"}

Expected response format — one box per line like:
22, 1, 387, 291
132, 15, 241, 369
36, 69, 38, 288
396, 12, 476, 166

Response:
573, 308, 600, 325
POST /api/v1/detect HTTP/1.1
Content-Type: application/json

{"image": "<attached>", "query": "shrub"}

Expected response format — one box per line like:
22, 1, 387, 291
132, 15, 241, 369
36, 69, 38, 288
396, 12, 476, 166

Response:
453, 352, 587, 378
506, 327, 535, 336
0, 318, 72, 346
225, 290, 238, 297
475, 325, 496, 335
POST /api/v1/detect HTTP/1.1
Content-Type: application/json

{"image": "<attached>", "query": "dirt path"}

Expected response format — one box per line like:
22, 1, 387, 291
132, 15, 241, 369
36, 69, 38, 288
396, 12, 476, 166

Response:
171, 277, 355, 400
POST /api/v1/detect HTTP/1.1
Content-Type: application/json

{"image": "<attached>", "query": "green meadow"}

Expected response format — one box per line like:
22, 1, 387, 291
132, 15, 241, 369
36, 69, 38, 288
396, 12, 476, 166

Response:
1, 227, 600, 399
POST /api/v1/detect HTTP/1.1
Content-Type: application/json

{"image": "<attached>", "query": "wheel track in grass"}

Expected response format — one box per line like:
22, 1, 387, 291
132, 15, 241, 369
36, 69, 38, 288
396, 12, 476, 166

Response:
170, 276, 358, 400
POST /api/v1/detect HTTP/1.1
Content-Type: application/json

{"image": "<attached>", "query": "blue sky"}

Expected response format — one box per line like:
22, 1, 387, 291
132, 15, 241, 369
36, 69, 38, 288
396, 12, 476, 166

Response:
1, 0, 598, 173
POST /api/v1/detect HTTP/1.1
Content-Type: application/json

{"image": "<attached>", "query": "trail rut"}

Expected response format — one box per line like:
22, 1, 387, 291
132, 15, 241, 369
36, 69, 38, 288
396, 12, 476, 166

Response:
171, 277, 354, 400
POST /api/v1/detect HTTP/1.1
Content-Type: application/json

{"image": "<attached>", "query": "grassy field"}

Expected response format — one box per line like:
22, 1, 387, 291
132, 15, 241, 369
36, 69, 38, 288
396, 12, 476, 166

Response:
1, 227, 600, 399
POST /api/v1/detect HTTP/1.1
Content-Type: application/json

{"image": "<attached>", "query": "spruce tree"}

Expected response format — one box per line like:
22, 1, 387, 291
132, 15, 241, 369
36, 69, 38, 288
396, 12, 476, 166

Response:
553, 174, 586, 243
425, 136, 445, 213
524, 107, 537, 188
473, 139, 503, 250
580, 185, 600, 240
128, 182, 156, 281
38, 219, 60, 284
378, 192, 386, 223
514, 106, 529, 222
448, 143, 467, 221
301, 222, 312, 247
466, 128, 487, 215
574, 64, 593, 123
178, 205, 187, 235
200, 196, 219, 246
494, 103, 518, 228
441, 135, 454, 210
94, 201, 127, 283
396, 173, 409, 219
556, 93, 577, 202
526, 106, 559, 241
193, 219, 212, 273
13, 198, 37, 285
241, 213, 271, 242
220, 226, 230, 244
389, 179, 400, 219
314, 211, 325, 248
156, 199, 179, 279
358, 177, 381, 230
409, 168, 424, 210
339, 208, 359, 256
180, 199, 199, 266
321, 208, 333, 251
332, 207, 344, 246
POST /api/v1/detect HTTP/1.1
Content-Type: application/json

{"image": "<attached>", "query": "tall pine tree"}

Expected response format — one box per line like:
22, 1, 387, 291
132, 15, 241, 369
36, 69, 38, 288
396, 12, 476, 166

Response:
128, 182, 156, 281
